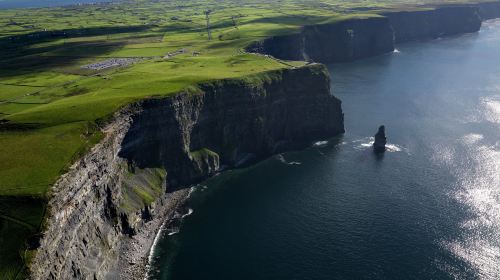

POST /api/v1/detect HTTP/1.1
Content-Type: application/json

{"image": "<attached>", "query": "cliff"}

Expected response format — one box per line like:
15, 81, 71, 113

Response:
29, 64, 344, 280
246, 17, 395, 63
384, 6, 482, 43
477, 1, 500, 20
248, 5, 488, 63
28, 3, 500, 279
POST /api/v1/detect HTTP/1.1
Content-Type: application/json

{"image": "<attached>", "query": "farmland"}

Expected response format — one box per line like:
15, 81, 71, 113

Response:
0, 0, 489, 278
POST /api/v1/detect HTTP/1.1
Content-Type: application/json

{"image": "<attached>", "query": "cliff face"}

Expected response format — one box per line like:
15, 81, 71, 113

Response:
303, 18, 395, 63
383, 6, 482, 43
246, 17, 395, 63
119, 65, 344, 187
248, 5, 487, 62
30, 64, 344, 280
477, 1, 500, 20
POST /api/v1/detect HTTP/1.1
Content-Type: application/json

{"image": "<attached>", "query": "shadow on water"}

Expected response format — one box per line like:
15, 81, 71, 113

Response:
373, 150, 385, 161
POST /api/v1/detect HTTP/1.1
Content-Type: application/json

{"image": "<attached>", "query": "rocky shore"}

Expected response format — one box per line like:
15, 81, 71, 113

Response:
114, 188, 192, 280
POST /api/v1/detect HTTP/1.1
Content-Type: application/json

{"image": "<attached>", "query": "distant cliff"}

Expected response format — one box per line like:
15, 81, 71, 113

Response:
29, 64, 344, 280
247, 17, 394, 63
477, 1, 500, 20
248, 5, 489, 62
383, 6, 482, 43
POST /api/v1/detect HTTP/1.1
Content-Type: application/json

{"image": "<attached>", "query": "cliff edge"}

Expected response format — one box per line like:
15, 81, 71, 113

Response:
247, 4, 487, 63
383, 5, 482, 43
246, 17, 394, 63
29, 64, 344, 280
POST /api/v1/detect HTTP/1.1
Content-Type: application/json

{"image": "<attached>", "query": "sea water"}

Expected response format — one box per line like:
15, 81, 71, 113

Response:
148, 20, 500, 280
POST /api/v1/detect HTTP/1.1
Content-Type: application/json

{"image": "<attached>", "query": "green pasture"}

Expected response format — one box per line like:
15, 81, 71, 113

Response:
0, 0, 491, 278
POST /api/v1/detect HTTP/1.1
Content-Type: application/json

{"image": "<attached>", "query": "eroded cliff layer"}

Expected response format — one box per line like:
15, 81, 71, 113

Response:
384, 6, 482, 43
30, 64, 344, 280
246, 17, 395, 63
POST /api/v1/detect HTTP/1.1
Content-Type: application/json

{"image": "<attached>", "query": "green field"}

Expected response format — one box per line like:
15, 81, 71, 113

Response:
0, 0, 488, 277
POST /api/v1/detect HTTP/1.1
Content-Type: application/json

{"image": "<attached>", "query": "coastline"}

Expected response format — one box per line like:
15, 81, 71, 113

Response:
29, 64, 344, 280
117, 188, 193, 280
23, 2, 500, 279
114, 5, 500, 280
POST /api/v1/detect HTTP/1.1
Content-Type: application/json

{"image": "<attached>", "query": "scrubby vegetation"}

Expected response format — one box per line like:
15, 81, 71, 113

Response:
0, 0, 490, 278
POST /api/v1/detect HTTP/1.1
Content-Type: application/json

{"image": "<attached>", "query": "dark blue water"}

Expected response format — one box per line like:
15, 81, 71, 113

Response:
0, 0, 110, 9
148, 20, 500, 280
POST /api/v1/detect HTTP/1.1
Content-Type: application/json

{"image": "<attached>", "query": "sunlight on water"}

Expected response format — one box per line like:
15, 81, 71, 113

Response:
440, 102, 500, 278
482, 96, 500, 124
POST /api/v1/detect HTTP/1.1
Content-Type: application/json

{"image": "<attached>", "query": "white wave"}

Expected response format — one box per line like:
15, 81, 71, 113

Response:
144, 188, 196, 279
167, 230, 179, 236
352, 137, 373, 150
393, 49, 400, 53
385, 144, 402, 152
276, 154, 302, 165
181, 208, 194, 219
353, 137, 407, 153
313, 140, 329, 146
146, 217, 170, 279
186, 186, 196, 199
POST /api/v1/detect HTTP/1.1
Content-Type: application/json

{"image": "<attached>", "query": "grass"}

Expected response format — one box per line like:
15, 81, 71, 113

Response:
0, 197, 45, 279
0, 0, 493, 278
120, 167, 166, 213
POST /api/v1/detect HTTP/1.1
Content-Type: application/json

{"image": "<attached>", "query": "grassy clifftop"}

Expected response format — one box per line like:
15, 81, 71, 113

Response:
0, 0, 486, 197
0, 0, 492, 278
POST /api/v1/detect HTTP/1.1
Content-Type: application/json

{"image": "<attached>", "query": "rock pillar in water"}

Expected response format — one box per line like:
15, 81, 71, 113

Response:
373, 125, 387, 153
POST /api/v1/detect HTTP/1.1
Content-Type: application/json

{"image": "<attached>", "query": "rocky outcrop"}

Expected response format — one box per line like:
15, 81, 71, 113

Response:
246, 17, 395, 63
373, 125, 387, 153
30, 64, 344, 280
477, 1, 500, 20
383, 6, 482, 43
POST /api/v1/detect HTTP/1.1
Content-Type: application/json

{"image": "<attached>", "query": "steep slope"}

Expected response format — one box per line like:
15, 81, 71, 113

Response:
384, 5, 482, 43
29, 64, 344, 280
477, 0, 500, 20
248, 5, 485, 62
247, 17, 394, 63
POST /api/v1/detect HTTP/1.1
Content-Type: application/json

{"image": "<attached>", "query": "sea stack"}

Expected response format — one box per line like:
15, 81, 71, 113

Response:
373, 125, 387, 153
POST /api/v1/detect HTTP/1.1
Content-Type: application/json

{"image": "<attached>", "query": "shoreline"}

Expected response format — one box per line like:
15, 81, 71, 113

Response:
116, 187, 193, 280
22, 2, 500, 278
136, 18, 500, 280
29, 63, 344, 280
